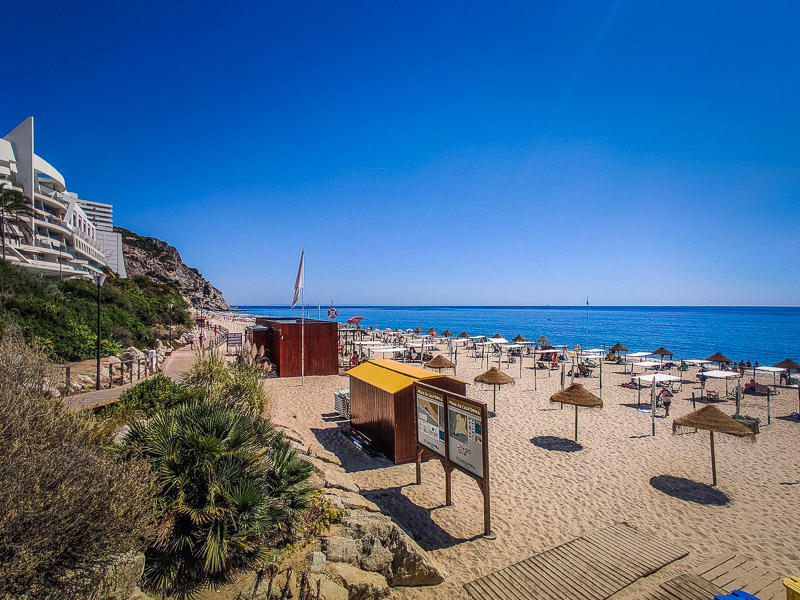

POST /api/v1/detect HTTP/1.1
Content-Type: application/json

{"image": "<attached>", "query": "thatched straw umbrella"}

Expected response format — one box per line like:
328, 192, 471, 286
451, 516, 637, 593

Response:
426, 354, 455, 373
673, 405, 755, 486
427, 328, 437, 336
512, 334, 528, 343
652, 347, 673, 362
474, 367, 514, 413
550, 383, 602, 442
413, 327, 423, 334
774, 359, 800, 412
609, 342, 628, 354
535, 336, 550, 345
457, 331, 470, 339
706, 352, 732, 369
441, 329, 453, 338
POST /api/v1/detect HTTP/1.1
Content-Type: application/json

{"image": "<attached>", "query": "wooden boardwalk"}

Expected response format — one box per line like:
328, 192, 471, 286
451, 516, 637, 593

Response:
464, 523, 689, 600
695, 554, 786, 600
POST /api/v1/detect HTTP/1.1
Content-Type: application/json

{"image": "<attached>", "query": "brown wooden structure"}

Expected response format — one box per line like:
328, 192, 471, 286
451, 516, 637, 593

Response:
252, 318, 338, 377
348, 359, 466, 464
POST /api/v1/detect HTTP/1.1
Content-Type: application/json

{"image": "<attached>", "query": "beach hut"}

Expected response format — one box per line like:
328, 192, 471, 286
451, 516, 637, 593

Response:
252, 318, 338, 377
474, 367, 514, 413
550, 384, 602, 442
347, 359, 466, 464
425, 354, 456, 374
672, 405, 755, 486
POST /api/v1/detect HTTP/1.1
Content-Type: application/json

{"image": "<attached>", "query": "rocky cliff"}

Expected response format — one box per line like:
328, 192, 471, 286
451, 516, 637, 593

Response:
116, 227, 230, 311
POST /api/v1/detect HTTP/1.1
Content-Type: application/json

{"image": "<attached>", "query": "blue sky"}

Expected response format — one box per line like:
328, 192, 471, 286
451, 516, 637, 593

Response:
2, 1, 798, 306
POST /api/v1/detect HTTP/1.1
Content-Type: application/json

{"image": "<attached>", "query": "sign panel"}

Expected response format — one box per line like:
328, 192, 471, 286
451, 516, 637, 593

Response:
447, 397, 484, 478
227, 333, 243, 347
416, 386, 446, 457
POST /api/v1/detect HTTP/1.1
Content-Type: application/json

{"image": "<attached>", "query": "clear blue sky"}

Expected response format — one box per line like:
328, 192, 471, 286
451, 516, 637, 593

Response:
3, 1, 798, 306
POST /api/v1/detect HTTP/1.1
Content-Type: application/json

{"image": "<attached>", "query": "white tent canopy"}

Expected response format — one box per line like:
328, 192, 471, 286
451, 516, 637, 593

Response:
631, 361, 661, 368
683, 359, 713, 365
369, 347, 406, 353
756, 366, 785, 373
636, 373, 681, 383
700, 370, 739, 379
627, 351, 653, 358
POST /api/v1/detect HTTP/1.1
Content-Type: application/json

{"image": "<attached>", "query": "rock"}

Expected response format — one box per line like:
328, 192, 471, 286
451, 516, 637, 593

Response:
329, 490, 381, 513
314, 577, 349, 600
121, 346, 145, 361
358, 535, 393, 573
308, 441, 342, 466
325, 493, 346, 511
78, 374, 95, 385
344, 511, 445, 587
126, 588, 157, 600
308, 551, 326, 573
324, 536, 359, 564
323, 470, 360, 493
101, 552, 145, 600
334, 563, 389, 600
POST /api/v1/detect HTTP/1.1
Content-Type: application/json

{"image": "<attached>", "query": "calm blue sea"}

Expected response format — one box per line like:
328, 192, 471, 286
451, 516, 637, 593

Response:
232, 306, 799, 366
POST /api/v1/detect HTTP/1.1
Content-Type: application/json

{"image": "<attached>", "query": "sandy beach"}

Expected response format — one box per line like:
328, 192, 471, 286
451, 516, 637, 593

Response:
214, 317, 799, 598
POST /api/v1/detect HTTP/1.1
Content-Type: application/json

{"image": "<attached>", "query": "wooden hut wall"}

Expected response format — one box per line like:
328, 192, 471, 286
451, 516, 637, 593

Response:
254, 319, 338, 377
349, 376, 397, 462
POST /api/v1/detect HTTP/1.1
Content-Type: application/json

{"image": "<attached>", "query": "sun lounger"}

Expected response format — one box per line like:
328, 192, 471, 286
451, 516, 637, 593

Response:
621, 380, 639, 389
536, 361, 547, 370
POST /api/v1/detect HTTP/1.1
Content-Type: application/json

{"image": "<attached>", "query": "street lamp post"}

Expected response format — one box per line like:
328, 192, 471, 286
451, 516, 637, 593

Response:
168, 302, 173, 349
95, 273, 106, 390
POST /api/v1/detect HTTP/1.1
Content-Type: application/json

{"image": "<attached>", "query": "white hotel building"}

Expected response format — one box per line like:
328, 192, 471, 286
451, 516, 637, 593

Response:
0, 116, 125, 280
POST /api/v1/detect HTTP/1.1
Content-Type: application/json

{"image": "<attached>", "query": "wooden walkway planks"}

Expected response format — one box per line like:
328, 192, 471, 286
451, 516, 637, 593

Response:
464, 523, 689, 600
639, 573, 728, 600
695, 554, 786, 600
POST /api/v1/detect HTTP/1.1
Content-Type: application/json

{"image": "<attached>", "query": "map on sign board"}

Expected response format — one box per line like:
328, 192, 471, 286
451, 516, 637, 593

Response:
447, 397, 484, 478
416, 387, 445, 457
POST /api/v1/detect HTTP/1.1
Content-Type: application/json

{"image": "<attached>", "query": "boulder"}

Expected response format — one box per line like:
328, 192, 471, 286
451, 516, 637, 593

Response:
315, 577, 349, 600
308, 551, 326, 574
78, 374, 96, 385
121, 347, 145, 361
324, 536, 359, 564
331, 490, 381, 513
358, 535, 393, 573
334, 563, 389, 600
344, 511, 445, 587
307, 441, 342, 466
323, 470, 360, 493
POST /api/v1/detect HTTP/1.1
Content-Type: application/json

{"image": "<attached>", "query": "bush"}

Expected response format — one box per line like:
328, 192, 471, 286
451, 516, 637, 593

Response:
0, 332, 157, 599
114, 400, 314, 599
183, 351, 270, 415
111, 373, 202, 417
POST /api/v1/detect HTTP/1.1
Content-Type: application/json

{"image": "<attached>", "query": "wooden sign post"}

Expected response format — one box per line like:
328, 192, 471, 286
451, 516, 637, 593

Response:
414, 382, 493, 539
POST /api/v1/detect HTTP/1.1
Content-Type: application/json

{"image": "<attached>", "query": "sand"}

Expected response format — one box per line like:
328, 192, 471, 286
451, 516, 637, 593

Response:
217, 321, 800, 598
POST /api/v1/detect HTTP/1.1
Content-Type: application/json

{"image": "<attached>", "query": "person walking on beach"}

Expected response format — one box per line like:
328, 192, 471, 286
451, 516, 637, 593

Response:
188, 331, 196, 349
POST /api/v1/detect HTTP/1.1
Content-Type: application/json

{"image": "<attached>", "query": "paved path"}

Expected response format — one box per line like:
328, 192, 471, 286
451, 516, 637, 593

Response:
63, 330, 208, 411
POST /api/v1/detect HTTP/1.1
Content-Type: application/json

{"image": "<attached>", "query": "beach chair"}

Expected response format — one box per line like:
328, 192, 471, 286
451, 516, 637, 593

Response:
578, 365, 593, 378
584, 359, 598, 368
536, 361, 547, 370
669, 381, 681, 394
706, 390, 720, 401
621, 380, 639, 389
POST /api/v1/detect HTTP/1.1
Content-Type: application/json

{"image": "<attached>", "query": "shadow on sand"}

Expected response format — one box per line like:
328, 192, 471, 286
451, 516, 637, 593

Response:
531, 436, 583, 452
310, 426, 393, 473
650, 475, 729, 505
360, 486, 478, 551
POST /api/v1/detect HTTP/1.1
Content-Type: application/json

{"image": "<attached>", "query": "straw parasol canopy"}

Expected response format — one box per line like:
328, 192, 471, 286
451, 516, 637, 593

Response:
441, 329, 453, 338
512, 334, 528, 343
425, 354, 455, 372
706, 352, 732, 368
549, 383, 602, 442
652, 346, 673, 358
672, 405, 754, 486
491, 333, 505, 340
427, 328, 437, 336
474, 367, 515, 413
457, 331, 471, 339
774, 358, 800, 371
609, 343, 628, 353
413, 327, 423, 334
535, 336, 550, 344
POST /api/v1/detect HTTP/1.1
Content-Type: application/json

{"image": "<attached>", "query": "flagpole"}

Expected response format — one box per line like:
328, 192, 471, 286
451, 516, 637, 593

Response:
301, 243, 305, 387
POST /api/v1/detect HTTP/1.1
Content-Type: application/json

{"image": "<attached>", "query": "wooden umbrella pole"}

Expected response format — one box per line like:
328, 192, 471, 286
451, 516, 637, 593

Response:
710, 431, 717, 486
574, 404, 579, 442
493, 385, 497, 413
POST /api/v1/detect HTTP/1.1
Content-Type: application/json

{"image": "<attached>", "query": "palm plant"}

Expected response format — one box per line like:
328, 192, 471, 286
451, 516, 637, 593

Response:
113, 399, 314, 599
0, 183, 34, 261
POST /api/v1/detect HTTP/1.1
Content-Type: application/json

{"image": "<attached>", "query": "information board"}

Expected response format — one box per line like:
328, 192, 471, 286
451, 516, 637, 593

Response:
416, 386, 446, 457
227, 333, 243, 347
447, 397, 484, 478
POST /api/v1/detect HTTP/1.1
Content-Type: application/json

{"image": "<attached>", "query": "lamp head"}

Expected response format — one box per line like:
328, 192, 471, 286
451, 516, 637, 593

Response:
95, 273, 106, 287
168, 302, 174, 310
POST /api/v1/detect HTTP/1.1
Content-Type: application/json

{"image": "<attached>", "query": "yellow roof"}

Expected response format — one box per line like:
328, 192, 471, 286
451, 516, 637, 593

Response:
348, 359, 446, 394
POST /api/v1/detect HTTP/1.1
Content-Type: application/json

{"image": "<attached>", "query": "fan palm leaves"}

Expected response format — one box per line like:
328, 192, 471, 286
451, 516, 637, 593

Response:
0, 184, 34, 261
113, 399, 313, 599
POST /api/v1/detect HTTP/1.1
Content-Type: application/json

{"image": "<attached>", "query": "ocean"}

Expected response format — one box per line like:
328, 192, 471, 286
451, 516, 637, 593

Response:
231, 305, 799, 366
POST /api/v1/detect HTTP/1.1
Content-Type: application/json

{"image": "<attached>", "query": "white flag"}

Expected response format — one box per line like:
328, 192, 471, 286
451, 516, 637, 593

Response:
291, 247, 304, 308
